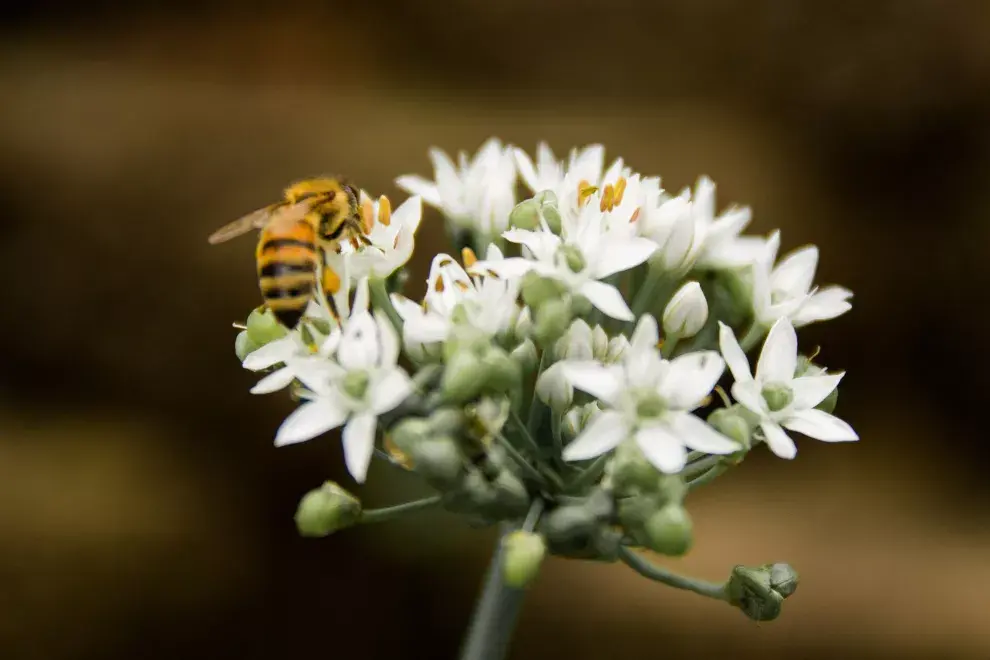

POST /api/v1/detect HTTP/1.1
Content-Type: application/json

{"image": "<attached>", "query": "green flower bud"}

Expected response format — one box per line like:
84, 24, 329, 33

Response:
443, 324, 489, 361
570, 294, 593, 318
558, 245, 586, 273
482, 347, 522, 393
389, 418, 431, 454
816, 386, 838, 414
707, 407, 752, 451
534, 189, 558, 206
502, 531, 546, 588
761, 382, 794, 412
427, 407, 466, 435
294, 482, 361, 538
541, 204, 562, 234
655, 473, 687, 506
246, 307, 288, 345
410, 436, 464, 488
616, 492, 659, 533
541, 505, 597, 544
662, 281, 708, 339
562, 402, 601, 440
465, 397, 511, 441
510, 306, 533, 342
726, 563, 799, 622
342, 370, 370, 400
606, 335, 630, 363
591, 325, 609, 360
509, 198, 541, 230
234, 330, 261, 362
534, 299, 573, 346
510, 338, 540, 374
535, 363, 573, 412
461, 468, 498, 510
643, 504, 693, 557
609, 441, 659, 496
493, 470, 530, 515
521, 273, 568, 309
442, 350, 487, 403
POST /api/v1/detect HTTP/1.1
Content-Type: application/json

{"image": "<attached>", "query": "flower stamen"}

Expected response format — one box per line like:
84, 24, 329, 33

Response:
599, 184, 615, 212
577, 180, 599, 207
461, 247, 478, 268
377, 195, 392, 227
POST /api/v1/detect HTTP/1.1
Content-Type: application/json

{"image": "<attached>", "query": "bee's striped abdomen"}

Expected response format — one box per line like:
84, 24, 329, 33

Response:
255, 220, 318, 329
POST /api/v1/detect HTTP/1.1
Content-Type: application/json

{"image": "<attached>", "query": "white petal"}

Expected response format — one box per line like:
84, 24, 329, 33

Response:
707, 206, 751, 243
629, 315, 660, 355
291, 359, 344, 394
394, 175, 442, 208
250, 367, 296, 395
634, 424, 687, 474
512, 147, 540, 192
760, 421, 797, 459
667, 412, 739, 454
470, 257, 533, 279
791, 286, 853, 327
731, 380, 767, 416
579, 280, 633, 321
404, 313, 450, 344
718, 322, 753, 384
370, 368, 414, 415
374, 312, 400, 367
592, 237, 657, 279
242, 336, 297, 371
342, 413, 378, 483
562, 410, 629, 461
782, 409, 859, 442
502, 228, 548, 255
771, 245, 818, 296
428, 147, 462, 198
390, 294, 421, 321
392, 195, 423, 233
659, 351, 725, 410
756, 317, 797, 383
790, 373, 843, 409
338, 313, 379, 370
352, 277, 370, 316
275, 399, 348, 447
560, 361, 623, 406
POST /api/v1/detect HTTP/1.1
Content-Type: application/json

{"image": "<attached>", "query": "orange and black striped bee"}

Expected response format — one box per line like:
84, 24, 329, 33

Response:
208, 177, 374, 329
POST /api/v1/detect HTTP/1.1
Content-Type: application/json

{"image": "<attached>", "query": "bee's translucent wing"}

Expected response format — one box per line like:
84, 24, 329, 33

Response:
207, 205, 277, 244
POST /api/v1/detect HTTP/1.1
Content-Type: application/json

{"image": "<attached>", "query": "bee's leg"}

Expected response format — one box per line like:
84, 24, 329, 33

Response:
319, 250, 342, 321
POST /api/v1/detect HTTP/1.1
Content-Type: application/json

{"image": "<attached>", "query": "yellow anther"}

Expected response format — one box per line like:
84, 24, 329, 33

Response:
656, 339, 664, 349
378, 195, 392, 227
630, 207, 641, 223
360, 198, 375, 234
599, 184, 615, 212
613, 177, 627, 205
577, 179, 598, 206
461, 246, 478, 268
435, 277, 445, 292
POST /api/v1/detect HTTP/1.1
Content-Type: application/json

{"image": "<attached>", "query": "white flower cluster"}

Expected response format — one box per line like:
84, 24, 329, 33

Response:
235, 138, 857, 489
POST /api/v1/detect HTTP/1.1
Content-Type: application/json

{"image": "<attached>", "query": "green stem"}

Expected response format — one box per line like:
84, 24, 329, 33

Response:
369, 277, 404, 335
618, 547, 727, 600
550, 412, 564, 468
739, 322, 766, 351
526, 351, 549, 439
359, 495, 442, 524
682, 453, 722, 480
495, 434, 549, 488
687, 464, 729, 491
660, 334, 680, 358
459, 525, 528, 660
507, 410, 543, 458
566, 454, 610, 491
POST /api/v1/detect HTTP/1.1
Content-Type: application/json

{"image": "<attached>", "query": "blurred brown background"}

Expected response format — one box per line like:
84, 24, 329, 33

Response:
2, 1, 989, 658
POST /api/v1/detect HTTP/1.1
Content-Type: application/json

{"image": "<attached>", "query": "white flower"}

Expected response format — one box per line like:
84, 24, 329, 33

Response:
751, 231, 854, 327
243, 277, 370, 394
512, 142, 567, 195
393, 245, 521, 350
718, 318, 858, 460
559, 315, 739, 473
536, 320, 595, 411
477, 202, 655, 321
273, 311, 414, 483
690, 176, 766, 270
663, 281, 709, 339
340, 194, 422, 280
396, 137, 516, 236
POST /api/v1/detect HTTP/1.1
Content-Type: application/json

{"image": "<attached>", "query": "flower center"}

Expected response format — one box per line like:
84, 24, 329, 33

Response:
342, 370, 370, 400
761, 382, 793, 412
635, 392, 667, 419
557, 245, 586, 273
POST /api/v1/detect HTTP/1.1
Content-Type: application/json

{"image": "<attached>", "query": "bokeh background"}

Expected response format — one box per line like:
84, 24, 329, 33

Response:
2, 1, 990, 658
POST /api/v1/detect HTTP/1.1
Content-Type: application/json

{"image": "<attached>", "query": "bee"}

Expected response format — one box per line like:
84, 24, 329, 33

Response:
208, 177, 372, 329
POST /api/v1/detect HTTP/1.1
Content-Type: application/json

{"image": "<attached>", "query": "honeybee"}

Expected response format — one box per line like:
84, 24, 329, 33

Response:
208, 177, 372, 329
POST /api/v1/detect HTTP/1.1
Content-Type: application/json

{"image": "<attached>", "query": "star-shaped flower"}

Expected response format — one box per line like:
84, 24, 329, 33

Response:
339, 193, 422, 280
718, 318, 858, 459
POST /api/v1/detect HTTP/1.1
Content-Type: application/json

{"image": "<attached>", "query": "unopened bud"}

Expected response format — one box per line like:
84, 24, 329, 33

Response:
427, 407, 466, 436
541, 505, 597, 544
234, 330, 261, 362
541, 204, 563, 234
510, 338, 540, 373
509, 198, 541, 230
482, 346, 522, 393
555, 319, 594, 361
442, 350, 486, 403
662, 281, 708, 339
707, 407, 752, 451
294, 481, 361, 538
562, 402, 601, 440
609, 441, 659, 496
510, 306, 533, 342
643, 504, 693, 556
591, 325, 609, 360
410, 436, 464, 488
493, 470, 530, 515
558, 245, 587, 273
535, 363, 573, 412
727, 562, 799, 622
502, 531, 547, 588
246, 307, 289, 345
534, 299, 573, 346
521, 273, 568, 309
606, 335, 630, 363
